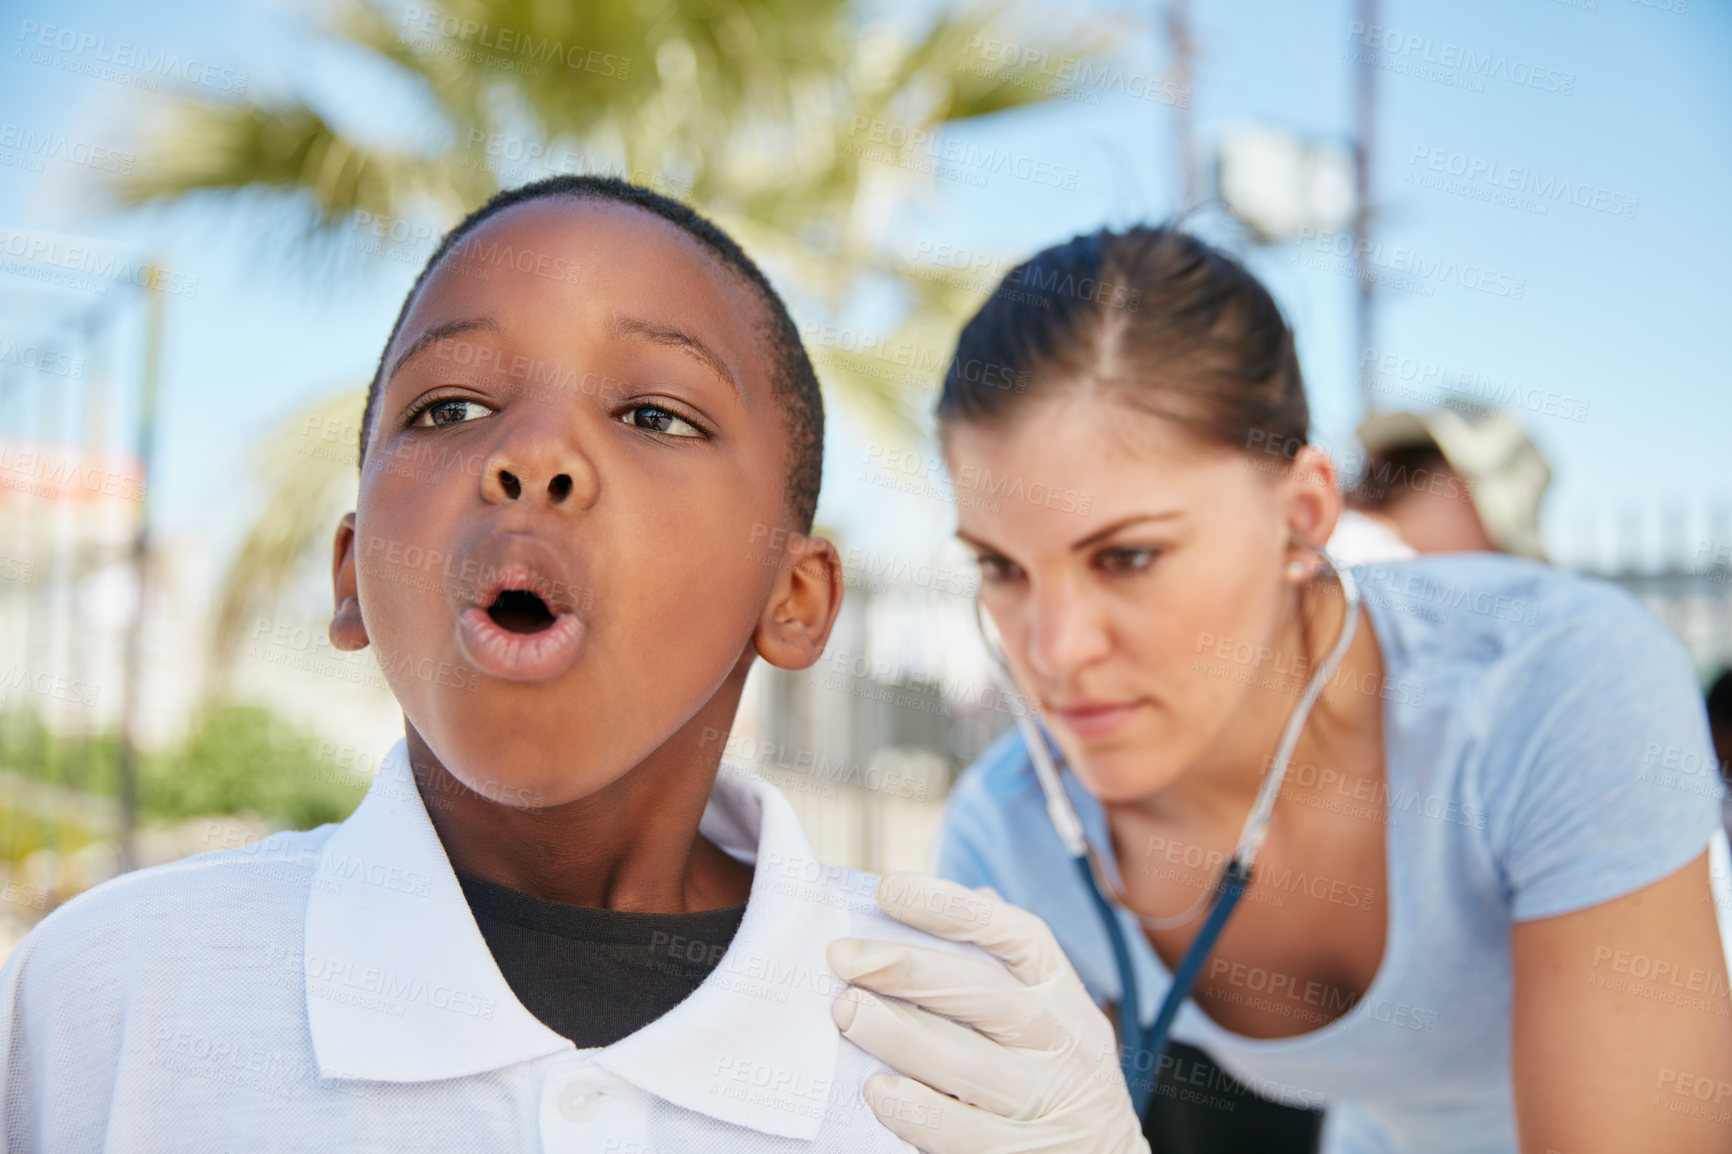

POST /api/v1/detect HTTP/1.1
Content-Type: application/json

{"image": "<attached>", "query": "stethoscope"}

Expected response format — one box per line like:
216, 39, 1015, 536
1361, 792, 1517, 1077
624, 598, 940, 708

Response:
973, 547, 1361, 1117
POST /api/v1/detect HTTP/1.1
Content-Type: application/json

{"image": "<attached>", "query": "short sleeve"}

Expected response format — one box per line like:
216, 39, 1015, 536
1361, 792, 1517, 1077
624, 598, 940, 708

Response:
1488, 583, 1724, 922
0, 942, 30, 1153
932, 763, 1007, 891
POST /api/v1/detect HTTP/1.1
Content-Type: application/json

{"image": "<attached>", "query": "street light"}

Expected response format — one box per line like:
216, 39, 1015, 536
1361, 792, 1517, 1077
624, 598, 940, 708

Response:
1214, 122, 1354, 244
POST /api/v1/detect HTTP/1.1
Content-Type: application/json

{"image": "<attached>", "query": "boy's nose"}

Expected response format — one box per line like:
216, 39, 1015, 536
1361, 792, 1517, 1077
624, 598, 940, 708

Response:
482, 451, 597, 509
491, 467, 571, 501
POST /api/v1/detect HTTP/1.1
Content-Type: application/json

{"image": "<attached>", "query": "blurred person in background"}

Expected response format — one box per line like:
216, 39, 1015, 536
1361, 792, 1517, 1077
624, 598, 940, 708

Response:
1342, 402, 1552, 561
1709, 669, 1732, 835
828, 226, 1732, 1154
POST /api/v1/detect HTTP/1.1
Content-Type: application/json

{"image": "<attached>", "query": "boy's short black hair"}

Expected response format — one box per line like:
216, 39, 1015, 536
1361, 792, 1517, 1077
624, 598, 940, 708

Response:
360, 175, 823, 530
1708, 669, 1732, 727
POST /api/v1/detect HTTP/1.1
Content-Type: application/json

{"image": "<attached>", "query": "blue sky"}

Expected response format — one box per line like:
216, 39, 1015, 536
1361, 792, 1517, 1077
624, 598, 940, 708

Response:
1, 0, 1727, 582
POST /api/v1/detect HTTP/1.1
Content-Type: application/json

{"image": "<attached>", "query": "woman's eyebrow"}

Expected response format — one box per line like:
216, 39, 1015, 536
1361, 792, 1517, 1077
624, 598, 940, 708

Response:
1070, 512, 1183, 550
956, 512, 1184, 557
387, 316, 500, 384
955, 530, 998, 553
610, 314, 742, 400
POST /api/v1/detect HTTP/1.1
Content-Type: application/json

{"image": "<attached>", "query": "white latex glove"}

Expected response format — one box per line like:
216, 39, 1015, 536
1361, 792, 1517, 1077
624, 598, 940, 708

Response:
827, 872, 1150, 1154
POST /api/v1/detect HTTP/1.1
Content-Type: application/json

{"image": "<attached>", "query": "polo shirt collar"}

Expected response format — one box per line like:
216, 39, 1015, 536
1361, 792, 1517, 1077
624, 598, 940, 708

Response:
304, 741, 847, 1141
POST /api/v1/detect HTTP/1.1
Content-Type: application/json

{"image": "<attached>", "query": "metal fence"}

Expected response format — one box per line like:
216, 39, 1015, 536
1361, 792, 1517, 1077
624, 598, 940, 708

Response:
746, 503, 1732, 875
1554, 503, 1732, 678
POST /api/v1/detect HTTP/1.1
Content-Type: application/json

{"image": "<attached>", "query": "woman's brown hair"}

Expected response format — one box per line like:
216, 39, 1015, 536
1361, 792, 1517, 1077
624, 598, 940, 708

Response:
936, 226, 1309, 463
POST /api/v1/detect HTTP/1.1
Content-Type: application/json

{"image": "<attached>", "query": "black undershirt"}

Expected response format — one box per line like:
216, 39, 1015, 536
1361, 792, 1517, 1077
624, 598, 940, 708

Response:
1141, 1039, 1324, 1154
458, 873, 747, 1049
461, 878, 1321, 1148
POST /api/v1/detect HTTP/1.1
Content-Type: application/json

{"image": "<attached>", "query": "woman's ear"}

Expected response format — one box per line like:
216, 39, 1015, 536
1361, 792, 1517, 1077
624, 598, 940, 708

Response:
754, 531, 843, 671
1282, 445, 1344, 578
329, 512, 369, 652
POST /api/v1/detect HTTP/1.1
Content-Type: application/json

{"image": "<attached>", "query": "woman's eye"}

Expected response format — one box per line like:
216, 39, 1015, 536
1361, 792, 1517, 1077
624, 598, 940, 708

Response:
976, 555, 1023, 582
1098, 547, 1160, 574
620, 404, 704, 438
411, 398, 492, 428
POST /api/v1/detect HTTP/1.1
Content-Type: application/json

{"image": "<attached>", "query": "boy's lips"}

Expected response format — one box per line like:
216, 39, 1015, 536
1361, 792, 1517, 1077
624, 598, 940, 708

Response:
449, 535, 589, 682
457, 606, 585, 682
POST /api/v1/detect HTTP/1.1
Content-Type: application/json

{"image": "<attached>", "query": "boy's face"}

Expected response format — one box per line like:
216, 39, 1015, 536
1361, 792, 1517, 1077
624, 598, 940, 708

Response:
333, 198, 816, 807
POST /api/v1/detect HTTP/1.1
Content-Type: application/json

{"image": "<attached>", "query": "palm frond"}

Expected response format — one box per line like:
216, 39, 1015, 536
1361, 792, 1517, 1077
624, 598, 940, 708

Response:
914, 3, 1122, 123
205, 388, 365, 689
112, 99, 435, 222
105, 0, 1122, 681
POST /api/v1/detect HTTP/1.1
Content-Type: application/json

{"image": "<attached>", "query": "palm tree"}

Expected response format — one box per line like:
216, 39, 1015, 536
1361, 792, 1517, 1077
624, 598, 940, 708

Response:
107, 0, 1111, 673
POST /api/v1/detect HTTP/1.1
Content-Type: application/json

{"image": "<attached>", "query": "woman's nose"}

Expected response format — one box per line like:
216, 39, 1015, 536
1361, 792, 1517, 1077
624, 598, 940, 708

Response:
1024, 586, 1113, 681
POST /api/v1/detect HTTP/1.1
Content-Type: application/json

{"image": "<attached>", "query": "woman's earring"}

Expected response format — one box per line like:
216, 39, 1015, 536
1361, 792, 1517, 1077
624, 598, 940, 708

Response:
1286, 559, 1308, 582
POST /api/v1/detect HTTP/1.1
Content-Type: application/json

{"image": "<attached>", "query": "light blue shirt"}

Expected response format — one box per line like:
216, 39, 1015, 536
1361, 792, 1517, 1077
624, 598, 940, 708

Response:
937, 554, 1725, 1154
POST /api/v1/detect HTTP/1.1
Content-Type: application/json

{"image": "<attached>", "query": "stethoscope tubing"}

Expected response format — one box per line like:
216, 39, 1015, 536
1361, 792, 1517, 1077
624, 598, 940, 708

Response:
977, 551, 1361, 1119
1110, 856, 1251, 1117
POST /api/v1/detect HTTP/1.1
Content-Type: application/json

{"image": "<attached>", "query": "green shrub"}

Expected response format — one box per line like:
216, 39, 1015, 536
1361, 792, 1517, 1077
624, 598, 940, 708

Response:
143, 704, 366, 828
0, 704, 368, 830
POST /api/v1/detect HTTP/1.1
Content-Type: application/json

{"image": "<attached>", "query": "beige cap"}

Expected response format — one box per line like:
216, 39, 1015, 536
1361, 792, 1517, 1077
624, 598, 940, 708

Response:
1356, 402, 1553, 561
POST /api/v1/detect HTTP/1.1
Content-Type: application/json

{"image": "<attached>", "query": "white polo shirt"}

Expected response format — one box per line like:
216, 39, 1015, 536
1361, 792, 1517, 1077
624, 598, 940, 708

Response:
1, 742, 962, 1151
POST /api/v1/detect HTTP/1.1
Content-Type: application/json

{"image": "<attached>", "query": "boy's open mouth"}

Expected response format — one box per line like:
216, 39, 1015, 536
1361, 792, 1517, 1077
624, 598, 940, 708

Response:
452, 550, 589, 682
487, 589, 557, 634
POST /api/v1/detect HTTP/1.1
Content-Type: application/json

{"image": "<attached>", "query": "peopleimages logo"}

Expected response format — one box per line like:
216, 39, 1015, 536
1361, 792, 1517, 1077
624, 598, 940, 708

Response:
1406, 146, 1639, 220
15, 20, 249, 93
0, 123, 134, 174
1344, 21, 1575, 96
0, 227, 201, 298
1294, 227, 1526, 300
0, 338, 84, 379
846, 117, 1081, 190
1358, 347, 1591, 425
961, 35, 1190, 108
399, 8, 631, 79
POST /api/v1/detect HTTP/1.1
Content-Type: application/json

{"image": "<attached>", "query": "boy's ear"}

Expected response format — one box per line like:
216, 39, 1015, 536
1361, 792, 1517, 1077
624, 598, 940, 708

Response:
330, 512, 369, 652
753, 532, 842, 671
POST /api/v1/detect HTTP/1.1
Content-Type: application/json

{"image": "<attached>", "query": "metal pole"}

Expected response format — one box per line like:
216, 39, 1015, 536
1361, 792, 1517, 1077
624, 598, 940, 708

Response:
1166, 0, 1198, 210
78, 307, 108, 801
1352, 0, 1378, 416
116, 265, 164, 872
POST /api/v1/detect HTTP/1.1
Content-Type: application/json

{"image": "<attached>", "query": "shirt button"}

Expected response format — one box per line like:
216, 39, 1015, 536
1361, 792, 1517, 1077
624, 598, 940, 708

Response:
558, 1078, 606, 1123
541, 1062, 648, 1151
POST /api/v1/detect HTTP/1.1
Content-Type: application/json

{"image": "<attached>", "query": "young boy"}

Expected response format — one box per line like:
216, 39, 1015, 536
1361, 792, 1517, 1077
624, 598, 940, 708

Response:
0, 177, 976, 1151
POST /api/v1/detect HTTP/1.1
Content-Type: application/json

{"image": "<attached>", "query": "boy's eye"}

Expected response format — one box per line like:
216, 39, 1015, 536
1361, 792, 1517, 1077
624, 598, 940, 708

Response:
411, 398, 493, 428
620, 404, 704, 438
1098, 546, 1160, 574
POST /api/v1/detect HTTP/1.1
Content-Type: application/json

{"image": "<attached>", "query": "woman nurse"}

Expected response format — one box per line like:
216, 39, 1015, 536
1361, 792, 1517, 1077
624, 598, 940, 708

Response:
827, 226, 1732, 1153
